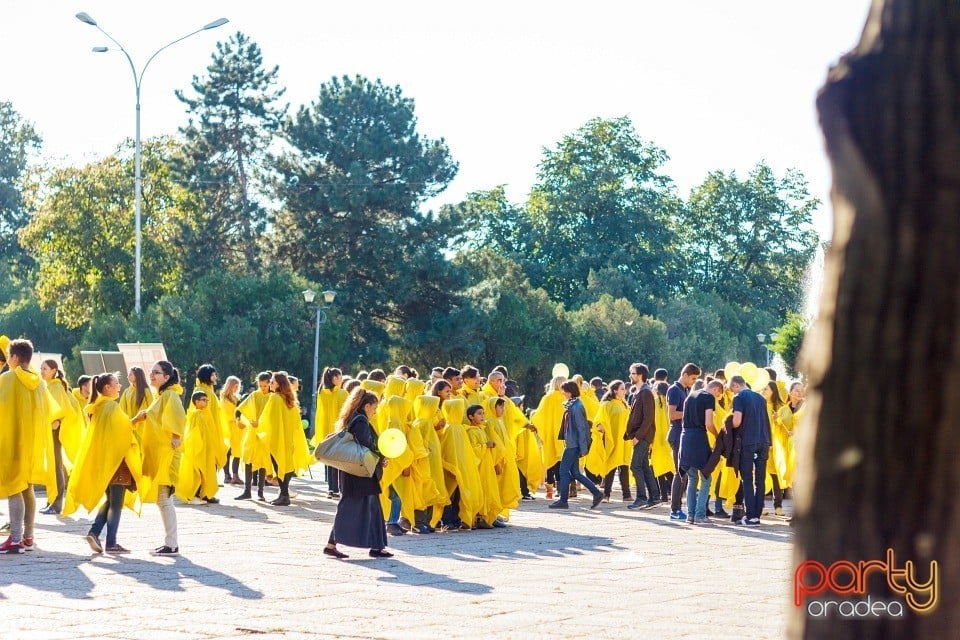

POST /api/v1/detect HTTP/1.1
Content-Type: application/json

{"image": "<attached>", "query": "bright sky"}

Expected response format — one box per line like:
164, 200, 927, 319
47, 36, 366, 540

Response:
3, 1, 871, 239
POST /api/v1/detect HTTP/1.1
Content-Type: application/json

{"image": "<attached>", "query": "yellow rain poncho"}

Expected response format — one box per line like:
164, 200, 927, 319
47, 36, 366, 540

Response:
119, 384, 154, 427
47, 380, 85, 470
484, 397, 521, 514
139, 386, 186, 503
403, 379, 426, 404
63, 395, 141, 516
0, 366, 58, 499
483, 381, 544, 493
382, 375, 406, 400
710, 395, 740, 508
259, 394, 312, 478
72, 389, 91, 427
531, 390, 566, 470
777, 401, 804, 487
412, 395, 449, 525
589, 398, 632, 476
375, 395, 417, 517
220, 393, 243, 454
175, 406, 225, 502
440, 398, 482, 526
467, 419, 501, 525
361, 379, 385, 399
389, 395, 434, 526
459, 382, 484, 409
309, 386, 348, 446
238, 390, 272, 472
650, 391, 674, 477
195, 381, 224, 451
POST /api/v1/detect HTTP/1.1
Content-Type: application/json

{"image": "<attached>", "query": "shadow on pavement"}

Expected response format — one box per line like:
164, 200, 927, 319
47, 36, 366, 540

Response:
0, 549, 264, 600
355, 558, 494, 594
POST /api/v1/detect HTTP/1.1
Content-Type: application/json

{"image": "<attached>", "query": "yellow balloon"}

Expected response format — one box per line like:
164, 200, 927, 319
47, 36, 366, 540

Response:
724, 361, 741, 380
552, 362, 570, 379
378, 428, 408, 459
739, 362, 759, 386
752, 368, 771, 391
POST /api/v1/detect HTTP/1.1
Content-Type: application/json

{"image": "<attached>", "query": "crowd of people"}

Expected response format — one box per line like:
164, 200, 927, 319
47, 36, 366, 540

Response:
0, 335, 804, 558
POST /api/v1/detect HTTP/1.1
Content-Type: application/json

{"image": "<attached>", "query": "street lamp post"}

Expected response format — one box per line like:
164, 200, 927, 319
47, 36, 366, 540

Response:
76, 12, 228, 316
757, 332, 779, 367
304, 289, 336, 439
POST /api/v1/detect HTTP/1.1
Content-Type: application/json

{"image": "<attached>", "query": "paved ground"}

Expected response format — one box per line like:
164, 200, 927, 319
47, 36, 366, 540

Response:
0, 472, 794, 639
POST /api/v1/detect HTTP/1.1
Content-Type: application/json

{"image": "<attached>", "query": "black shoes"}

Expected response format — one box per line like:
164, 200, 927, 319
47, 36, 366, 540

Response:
323, 546, 348, 559
590, 492, 604, 509
548, 500, 569, 509
234, 491, 252, 500
369, 549, 394, 558
270, 495, 291, 506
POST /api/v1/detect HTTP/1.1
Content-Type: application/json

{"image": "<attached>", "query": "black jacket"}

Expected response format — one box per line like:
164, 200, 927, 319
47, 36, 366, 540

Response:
339, 413, 384, 497
703, 424, 742, 476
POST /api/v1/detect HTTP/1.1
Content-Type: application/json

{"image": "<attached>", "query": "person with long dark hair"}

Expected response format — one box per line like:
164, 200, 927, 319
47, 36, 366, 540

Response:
39, 359, 83, 515
324, 388, 391, 559
132, 360, 186, 556
260, 371, 312, 506
64, 372, 142, 554
120, 366, 154, 424
310, 367, 348, 499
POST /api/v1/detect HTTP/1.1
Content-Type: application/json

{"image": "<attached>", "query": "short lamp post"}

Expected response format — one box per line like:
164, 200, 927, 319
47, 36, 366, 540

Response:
757, 332, 779, 367
304, 289, 336, 439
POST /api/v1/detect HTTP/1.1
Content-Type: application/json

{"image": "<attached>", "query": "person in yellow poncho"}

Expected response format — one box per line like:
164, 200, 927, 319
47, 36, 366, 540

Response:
175, 391, 224, 504
119, 366, 154, 432
130, 360, 186, 557
0, 338, 57, 554
411, 394, 447, 532
459, 366, 485, 407
259, 371, 313, 506
39, 359, 83, 515
220, 376, 244, 486
482, 371, 543, 500
63, 372, 142, 555
236, 371, 273, 501
465, 404, 502, 528
761, 381, 787, 516
310, 367, 349, 498
434, 381, 482, 531
593, 381, 634, 502
73, 375, 92, 427
192, 364, 227, 492
777, 381, 805, 492
375, 391, 416, 535
483, 396, 521, 524
531, 376, 567, 499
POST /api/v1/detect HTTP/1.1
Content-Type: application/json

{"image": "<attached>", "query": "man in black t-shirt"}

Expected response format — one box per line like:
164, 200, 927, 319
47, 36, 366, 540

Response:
730, 375, 772, 526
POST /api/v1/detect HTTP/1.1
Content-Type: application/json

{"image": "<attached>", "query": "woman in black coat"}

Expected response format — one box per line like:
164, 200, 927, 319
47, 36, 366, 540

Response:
323, 388, 392, 559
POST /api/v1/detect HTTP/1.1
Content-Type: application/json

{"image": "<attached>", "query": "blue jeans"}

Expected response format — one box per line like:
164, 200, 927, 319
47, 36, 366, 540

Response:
630, 439, 659, 502
387, 487, 401, 524
558, 447, 600, 502
669, 441, 687, 512
684, 467, 711, 519
739, 443, 769, 519
90, 484, 126, 547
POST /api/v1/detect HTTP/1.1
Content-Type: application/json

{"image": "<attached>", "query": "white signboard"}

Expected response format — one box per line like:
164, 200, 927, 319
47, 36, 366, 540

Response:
117, 343, 168, 375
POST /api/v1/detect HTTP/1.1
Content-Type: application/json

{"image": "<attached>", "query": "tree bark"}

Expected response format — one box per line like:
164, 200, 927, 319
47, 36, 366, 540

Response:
793, 1, 960, 637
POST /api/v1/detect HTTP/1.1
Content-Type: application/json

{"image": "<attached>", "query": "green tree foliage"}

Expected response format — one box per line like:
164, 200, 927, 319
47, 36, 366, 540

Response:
770, 311, 808, 376
455, 250, 571, 398
678, 163, 820, 319
566, 294, 670, 382
450, 117, 680, 311
0, 297, 81, 361
271, 75, 460, 362
19, 138, 196, 328
0, 101, 41, 277
174, 32, 286, 273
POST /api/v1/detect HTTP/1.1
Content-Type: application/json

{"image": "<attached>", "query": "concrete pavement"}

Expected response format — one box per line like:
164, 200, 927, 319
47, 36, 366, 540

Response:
0, 472, 794, 639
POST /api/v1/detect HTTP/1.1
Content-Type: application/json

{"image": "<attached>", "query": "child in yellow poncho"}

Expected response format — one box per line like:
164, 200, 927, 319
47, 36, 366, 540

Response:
484, 396, 521, 523
64, 372, 142, 555
466, 404, 501, 528
175, 391, 224, 504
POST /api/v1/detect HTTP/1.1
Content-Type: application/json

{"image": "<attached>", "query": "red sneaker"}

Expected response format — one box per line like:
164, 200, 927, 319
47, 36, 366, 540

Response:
22, 537, 34, 551
0, 535, 24, 554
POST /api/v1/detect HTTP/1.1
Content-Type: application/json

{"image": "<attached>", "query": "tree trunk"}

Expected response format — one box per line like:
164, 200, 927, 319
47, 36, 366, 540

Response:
793, 1, 960, 637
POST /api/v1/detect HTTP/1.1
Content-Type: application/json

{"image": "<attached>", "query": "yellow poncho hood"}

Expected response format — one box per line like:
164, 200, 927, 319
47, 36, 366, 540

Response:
383, 375, 406, 399
0, 366, 57, 499
414, 394, 440, 421
404, 379, 426, 403
361, 379, 385, 398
